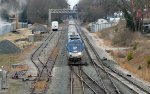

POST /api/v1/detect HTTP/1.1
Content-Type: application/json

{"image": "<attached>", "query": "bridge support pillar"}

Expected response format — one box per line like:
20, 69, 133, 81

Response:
48, 11, 51, 26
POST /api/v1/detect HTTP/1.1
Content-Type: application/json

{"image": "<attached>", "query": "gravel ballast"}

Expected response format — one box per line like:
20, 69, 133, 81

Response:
0, 40, 21, 54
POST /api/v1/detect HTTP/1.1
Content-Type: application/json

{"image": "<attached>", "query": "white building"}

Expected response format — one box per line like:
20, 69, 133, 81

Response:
97, 19, 108, 24
109, 18, 120, 24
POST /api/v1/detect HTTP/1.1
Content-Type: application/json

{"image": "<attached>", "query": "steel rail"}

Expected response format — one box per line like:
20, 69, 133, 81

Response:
31, 31, 54, 73
31, 31, 55, 94
70, 66, 85, 94
70, 66, 73, 94
78, 66, 85, 94
71, 66, 107, 94
76, 21, 150, 94
31, 31, 62, 94
75, 23, 120, 94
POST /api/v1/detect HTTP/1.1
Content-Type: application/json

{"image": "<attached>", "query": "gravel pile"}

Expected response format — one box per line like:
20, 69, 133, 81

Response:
29, 24, 48, 33
0, 40, 21, 54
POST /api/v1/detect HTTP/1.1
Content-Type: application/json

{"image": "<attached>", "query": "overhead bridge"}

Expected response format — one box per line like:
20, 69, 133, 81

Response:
49, 9, 77, 14
48, 9, 78, 24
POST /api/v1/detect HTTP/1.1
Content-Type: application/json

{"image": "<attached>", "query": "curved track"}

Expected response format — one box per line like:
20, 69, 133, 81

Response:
70, 66, 85, 94
30, 31, 62, 94
75, 22, 150, 94
70, 66, 106, 94
75, 24, 120, 94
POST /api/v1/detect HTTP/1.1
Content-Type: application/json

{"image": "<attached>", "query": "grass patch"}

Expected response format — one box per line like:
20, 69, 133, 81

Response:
6, 79, 24, 94
127, 51, 133, 61
0, 54, 22, 67
147, 56, 150, 67
92, 21, 150, 82
138, 65, 142, 70
34, 81, 47, 91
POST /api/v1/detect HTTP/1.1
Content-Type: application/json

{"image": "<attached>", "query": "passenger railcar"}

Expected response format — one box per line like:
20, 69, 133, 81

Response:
51, 21, 58, 31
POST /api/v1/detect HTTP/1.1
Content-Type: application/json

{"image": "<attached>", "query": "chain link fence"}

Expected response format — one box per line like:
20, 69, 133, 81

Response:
90, 22, 117, 32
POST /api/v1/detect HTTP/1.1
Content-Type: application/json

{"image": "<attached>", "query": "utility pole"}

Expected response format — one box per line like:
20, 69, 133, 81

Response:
66, 0, 70, 9
48, 10, 51, 26
130, 0, 136, 31
16, 13, 19, 30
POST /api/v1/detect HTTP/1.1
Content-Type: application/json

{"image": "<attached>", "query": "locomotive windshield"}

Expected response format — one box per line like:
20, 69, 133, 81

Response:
69, 43, 82, 47
67, 40, 84, 52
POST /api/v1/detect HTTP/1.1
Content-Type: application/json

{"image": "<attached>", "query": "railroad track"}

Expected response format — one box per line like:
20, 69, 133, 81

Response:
31, 31, 55, 73
75, 22, 150, 94
75, 24, 120, 94
70, 66, 107, 94
70, 66, 85, 94
30, 31, 63, 94
92, 60, 120, 94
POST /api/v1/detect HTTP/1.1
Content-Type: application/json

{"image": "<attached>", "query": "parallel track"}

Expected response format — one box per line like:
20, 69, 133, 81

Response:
70, 66, 107, 94
30, 31, 62, 94
75, 22, 150, 94
70, 66, 85, 94
31, 31, 55, 73
75, 24, 120, 94
92, 60, 120, 94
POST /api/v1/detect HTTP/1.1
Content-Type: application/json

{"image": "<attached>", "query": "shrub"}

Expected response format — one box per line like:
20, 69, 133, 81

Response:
127, 51, 133, 61
147, 57, 150, 67
86, 26, 91, 31
112, 29, 133, 46
133, 42, 138, 50
138, 65, 142, 70
100, 30, 109, 39
118, 53, 126, 58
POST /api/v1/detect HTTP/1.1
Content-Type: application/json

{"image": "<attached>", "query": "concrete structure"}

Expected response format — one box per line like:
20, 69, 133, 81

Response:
48, 9, 78, 25
97, 19, 108, 24
28, 34, 34, 42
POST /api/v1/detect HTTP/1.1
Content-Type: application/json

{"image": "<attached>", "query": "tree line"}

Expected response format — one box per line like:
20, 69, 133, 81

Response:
77, 0, 150, 31
0, 0, 67, 24
27, 0, 67, 23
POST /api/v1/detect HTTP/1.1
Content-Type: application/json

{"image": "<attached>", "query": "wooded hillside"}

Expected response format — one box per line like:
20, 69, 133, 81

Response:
78, 0, 150, 31
0, 0, 67, 23
27, 0, 67, 23
77, 0, 119, 22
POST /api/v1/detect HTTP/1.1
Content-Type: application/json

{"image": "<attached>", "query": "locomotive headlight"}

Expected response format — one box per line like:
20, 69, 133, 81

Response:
78, 52, 82, 55
69, 52, 72, 55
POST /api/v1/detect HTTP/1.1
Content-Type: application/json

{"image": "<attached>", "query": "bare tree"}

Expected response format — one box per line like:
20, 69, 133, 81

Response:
77, 0, 119, 22
27, 0, 67, 24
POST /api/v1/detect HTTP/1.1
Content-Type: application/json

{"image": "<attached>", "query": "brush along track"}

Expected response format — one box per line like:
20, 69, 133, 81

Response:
75, 22, 150, 94
70, 66, 107, 94
30, 31, 63, 94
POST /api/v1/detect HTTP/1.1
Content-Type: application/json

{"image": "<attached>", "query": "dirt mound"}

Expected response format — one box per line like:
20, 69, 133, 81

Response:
29, 24, 48, 33
0, 40, 21, 54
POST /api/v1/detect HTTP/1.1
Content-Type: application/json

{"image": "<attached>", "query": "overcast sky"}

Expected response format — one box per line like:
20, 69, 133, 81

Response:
67, 0, 79, 9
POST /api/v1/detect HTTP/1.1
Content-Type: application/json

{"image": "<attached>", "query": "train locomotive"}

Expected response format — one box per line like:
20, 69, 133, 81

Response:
66, 20, 84, 64
67, 39, 84, 60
